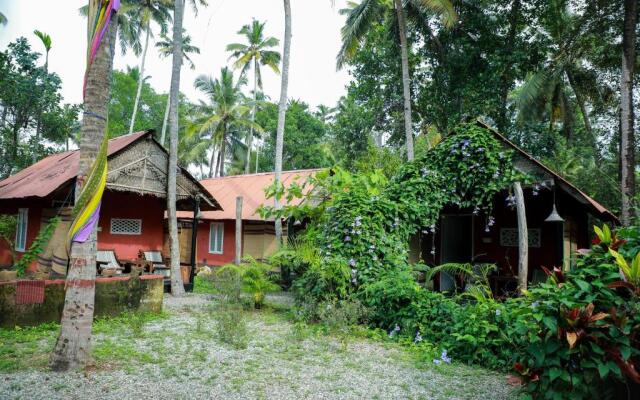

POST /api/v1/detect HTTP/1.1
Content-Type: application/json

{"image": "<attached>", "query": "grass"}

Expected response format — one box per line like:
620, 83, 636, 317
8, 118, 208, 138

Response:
0, 311, 168, 373
0, 295, 517, 399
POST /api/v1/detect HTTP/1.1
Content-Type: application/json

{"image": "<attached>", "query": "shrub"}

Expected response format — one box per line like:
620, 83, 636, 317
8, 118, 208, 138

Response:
212, 301, 248, 350
511, 226, 640, 399
240, 256, 280, 308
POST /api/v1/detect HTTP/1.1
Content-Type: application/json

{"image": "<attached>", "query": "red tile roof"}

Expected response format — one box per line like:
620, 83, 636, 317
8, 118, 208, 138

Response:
0, 131, 150, 200
181, 169, 321, 221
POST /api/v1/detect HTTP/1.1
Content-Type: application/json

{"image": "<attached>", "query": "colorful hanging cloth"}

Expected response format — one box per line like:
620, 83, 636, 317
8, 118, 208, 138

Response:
68, 0, 120, 247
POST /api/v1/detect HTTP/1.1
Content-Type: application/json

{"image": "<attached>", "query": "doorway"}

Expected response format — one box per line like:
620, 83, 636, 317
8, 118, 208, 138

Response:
439, 215, 473, 291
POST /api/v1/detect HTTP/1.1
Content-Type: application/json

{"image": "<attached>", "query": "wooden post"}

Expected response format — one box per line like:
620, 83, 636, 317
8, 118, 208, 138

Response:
514, 182, 528, 292
235, 196, 243, 265
188, 196, 199, 289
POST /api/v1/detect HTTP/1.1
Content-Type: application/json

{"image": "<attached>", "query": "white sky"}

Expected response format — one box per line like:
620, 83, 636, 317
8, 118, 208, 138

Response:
0, 0, 351, 109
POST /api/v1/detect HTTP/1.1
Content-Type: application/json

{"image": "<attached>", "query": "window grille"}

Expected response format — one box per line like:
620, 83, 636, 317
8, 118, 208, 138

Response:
499, 228, 541, 248
209, 222, 224, 254
110, 218, 142, 235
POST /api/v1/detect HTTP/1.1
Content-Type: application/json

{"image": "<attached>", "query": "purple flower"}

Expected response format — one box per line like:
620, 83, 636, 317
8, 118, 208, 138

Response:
344, 235, 351, 242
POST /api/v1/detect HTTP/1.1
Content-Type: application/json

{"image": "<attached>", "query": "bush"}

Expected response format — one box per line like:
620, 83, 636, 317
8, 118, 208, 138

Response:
241, 257, 280, 308
212, 301, 248, 350
511, 226, 640, 399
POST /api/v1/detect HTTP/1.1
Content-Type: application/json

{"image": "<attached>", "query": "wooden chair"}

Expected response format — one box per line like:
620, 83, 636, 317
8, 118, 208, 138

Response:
96, 250, 125, 276
140, 250, 169, 277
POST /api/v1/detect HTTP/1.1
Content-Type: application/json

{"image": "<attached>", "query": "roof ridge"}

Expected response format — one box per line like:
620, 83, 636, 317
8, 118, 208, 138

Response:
200, 168, 323, 182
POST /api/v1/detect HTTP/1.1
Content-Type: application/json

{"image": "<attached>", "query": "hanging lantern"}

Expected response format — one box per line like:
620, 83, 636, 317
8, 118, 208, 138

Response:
545, 183, 564, 223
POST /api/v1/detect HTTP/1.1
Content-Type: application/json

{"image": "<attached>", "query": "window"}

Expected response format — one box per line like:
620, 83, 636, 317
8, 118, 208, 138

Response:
15, 208, 28, 252
499, 228, 541, 248
110, 218, 142, 235
209, 222, 224, 254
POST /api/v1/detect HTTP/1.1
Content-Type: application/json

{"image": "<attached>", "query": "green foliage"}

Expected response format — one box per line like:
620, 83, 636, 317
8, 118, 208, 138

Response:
14, 217, 59, 277
0, 214, 17, 264
240, 256, 280, 308
0, 38, 79, 176
512, 228, 640, 399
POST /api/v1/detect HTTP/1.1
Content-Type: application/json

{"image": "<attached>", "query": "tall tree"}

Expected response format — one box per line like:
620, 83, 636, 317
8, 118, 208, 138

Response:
49, 0, 118, 370
191, 68, 261, 177
33, 30, 53, 149
274, 0, 292, 246
337, 0, 456, 161
226, 19, 281, 174
0, 12, 6, 26
620, 0, 637, 225
128, 0, 173, 134
156, 30, 200, 146
167, 0, 184, 295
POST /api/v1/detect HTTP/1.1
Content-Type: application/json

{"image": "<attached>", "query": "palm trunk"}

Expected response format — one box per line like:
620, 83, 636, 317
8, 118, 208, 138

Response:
129, 25, 150, 135
254, 142, 260, 174
167, 0, 185, 296
394, 0, 414, 161
160, 95, 170, 146
620, 0, 637, 226
49, 3, 117, 371
275, 0, 292, 247
245, 60, 258, 174
219, 126, 227, 177
208, 139, 217, 178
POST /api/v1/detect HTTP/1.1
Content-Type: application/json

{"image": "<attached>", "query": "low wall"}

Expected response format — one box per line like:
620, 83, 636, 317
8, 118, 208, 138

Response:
0, 275, 164, 328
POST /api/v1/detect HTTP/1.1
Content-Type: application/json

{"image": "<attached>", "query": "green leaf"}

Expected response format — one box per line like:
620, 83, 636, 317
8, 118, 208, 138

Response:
597, 362, 609, 378
549, 367, 562, 381
574, 279, 590, 291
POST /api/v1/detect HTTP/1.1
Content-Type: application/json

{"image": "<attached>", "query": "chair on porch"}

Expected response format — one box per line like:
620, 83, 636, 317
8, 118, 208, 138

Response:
140, 250, 169, 277
96, 250, 124, 276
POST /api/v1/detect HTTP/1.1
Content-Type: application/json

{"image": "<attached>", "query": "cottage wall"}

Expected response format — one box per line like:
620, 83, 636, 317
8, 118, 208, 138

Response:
97, 191, 165, 260
0, 199, 45, 268
196, 219, 237, 266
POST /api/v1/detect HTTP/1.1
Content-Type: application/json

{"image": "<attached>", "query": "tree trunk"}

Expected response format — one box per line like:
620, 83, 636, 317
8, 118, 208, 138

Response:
167, 0, 185, 296
245, 59, 258, 174
275, 0, 292, 247
620, 0, 637, 226
255, 141, 260, 173
566, 70, 599, 160
394, 0, 414, 161
218, 128, 227, 177
129, 25, 150, 135
160, 95, 170, 146
235, 196, 243, 265
49, 3, 117, 371
514, 182, 528, 293
208, 140, 217, 178
497, 0, 521, 132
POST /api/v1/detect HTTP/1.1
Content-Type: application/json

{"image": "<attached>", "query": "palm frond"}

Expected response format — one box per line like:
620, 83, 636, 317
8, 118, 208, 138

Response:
337, 0, 383, 69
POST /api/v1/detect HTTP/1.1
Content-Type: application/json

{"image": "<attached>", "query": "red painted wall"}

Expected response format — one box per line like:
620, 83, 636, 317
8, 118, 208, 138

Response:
195, 219, 236, 266
0, 199, 44, 268
97, 191, 165, 260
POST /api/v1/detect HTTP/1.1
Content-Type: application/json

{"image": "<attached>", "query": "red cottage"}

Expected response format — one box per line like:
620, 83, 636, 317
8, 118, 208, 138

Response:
176, 169, 319, 267
0, 130, 220, 285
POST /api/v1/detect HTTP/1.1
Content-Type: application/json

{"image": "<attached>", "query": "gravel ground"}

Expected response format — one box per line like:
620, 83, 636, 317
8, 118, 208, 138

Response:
0, 294, 517, 400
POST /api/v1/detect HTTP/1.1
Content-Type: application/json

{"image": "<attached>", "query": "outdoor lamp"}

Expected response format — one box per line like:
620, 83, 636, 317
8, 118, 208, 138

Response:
545, 183, 564, 223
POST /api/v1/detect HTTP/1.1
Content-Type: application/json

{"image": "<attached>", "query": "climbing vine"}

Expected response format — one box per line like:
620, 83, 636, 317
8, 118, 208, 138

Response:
265, 123, 528, 296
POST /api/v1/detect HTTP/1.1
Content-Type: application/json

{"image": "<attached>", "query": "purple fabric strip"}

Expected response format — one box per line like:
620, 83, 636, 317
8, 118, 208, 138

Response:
72, 202, 101, 243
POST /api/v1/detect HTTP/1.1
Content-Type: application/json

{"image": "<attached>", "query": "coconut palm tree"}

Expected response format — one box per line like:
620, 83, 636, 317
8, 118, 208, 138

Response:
127, 0, 173, 135
621, 0, 637, 225
512, 1, 603, 146
226, 19, 281, 174
49, 0, 118, 371
191, 68, 262, 177
166, 0, 184, 296
274, 0, 292, 247
156, 30, 200, 146
79, 1, 143, 57
337, 0, 456, 161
